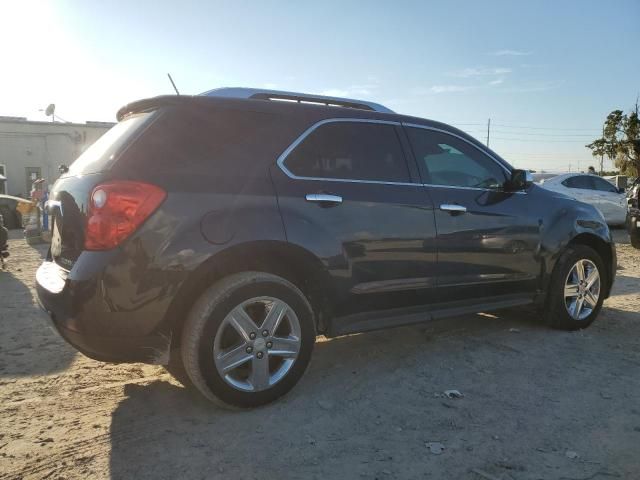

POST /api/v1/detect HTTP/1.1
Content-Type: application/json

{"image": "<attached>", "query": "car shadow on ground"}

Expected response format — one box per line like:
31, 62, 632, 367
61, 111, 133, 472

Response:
610, 274, 640, 296
0, 235, 76, 378
611, 227, 629, 244
109, 303, 640, 479
108, 309, 548, 479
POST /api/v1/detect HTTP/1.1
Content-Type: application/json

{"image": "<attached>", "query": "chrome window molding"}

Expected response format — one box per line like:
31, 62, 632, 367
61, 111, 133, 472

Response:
403, 122, 527, 195
276, 117, 527, 194
276, 118, 420, 187
421, 183, 527, 194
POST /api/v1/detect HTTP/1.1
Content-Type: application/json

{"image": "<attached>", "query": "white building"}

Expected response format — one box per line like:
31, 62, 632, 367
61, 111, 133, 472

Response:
0, 117, 113, 197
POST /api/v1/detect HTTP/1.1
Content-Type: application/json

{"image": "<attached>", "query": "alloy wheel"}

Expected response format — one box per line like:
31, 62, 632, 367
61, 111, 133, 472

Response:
213, 296, 301, 392
564, 259, 601, 321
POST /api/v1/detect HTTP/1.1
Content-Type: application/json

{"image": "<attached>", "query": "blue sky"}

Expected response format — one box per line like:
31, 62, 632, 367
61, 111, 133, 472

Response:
2, 0, 639, 171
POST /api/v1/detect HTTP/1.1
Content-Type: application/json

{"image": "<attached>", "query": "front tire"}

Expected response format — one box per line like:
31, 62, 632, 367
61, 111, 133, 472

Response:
545, 245, 606, 330
180, 272, 315, 408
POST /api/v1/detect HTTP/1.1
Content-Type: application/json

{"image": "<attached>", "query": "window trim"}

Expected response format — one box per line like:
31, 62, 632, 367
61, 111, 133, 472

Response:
402, 123, 528, 194
276, 118, 420, 186
403, 122, 512, 176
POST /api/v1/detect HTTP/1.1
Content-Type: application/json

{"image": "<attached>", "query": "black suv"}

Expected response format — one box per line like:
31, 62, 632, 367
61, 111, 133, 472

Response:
36, 88, 616, 408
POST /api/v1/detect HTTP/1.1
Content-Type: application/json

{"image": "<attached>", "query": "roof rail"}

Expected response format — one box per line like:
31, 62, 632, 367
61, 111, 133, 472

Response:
200, 87, 394, 114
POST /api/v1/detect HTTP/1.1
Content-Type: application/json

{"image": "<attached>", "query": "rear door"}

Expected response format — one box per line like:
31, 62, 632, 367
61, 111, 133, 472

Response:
404, 124, 541, 302
272, 119, 438, 318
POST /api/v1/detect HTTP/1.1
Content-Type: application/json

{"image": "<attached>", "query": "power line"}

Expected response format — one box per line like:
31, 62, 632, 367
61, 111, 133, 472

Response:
460, 129, 596, 138
491, 123, 601, 131
450, 121, 602, 132
490, 136, 589, 143
489, 130, 595, 137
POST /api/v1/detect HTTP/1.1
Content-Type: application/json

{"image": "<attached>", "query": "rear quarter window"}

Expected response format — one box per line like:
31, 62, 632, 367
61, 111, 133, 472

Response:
67, 112, 154, 176
119, 107, 287, 178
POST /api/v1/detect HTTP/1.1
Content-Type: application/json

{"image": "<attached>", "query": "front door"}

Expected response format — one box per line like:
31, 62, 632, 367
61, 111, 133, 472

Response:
404, 124, 541, 302
272, 119, 438, 319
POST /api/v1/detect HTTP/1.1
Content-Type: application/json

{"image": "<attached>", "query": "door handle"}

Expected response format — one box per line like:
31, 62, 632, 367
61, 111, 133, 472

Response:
440, 204, 467, 214
305, 193, 343, 205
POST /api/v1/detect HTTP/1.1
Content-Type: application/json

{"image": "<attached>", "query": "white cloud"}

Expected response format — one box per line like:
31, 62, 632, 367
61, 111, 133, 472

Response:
450, 67, 512, 77
319, 82, 379, 98
348, 84, 376, 95
319, 89, 351, 97
489, 78, 504, 86
503, 81, 563, 93
490, 49, 532, 56
428, 85, 474, 94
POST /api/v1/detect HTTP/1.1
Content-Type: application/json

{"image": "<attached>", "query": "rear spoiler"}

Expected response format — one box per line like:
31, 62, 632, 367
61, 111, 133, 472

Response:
116, 95, 195, 121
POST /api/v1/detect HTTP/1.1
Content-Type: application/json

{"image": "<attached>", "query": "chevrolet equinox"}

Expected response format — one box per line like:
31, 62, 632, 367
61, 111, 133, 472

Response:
36, 88, 616, 408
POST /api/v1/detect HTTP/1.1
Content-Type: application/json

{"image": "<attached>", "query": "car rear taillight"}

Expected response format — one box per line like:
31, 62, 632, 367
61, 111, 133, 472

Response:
85, 181, 166, 251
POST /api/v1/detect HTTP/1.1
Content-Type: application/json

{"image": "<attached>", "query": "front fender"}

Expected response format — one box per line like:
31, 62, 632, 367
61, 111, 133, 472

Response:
539, 199, 615, 298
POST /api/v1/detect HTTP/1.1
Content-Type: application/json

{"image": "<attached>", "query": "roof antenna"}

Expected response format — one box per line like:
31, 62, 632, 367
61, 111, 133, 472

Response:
167, 73, 180, 95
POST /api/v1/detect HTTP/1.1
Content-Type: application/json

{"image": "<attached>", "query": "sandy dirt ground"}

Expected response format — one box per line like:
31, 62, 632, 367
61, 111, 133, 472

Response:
0, 229, 639, 480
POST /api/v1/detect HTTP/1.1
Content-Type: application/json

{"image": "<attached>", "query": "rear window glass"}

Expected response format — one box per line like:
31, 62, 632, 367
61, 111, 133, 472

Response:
67, 112, 154, 176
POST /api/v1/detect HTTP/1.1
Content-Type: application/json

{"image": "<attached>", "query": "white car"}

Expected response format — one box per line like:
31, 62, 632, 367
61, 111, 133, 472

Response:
539, 173, 627, 226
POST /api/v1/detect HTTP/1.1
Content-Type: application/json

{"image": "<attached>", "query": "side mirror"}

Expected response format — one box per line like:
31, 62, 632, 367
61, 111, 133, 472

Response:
505, 169, 533, 191
617, 187, 625, 194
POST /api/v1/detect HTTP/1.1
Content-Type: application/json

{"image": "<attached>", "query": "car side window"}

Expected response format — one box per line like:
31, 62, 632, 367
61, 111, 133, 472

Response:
591, 177, 618, 193
406, 127, 507, 189
562, 176, 594, 190
283, 122, 411, 183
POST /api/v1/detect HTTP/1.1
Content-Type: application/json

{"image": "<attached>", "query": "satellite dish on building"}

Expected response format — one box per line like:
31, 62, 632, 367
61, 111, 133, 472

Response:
45, 104, 55, 116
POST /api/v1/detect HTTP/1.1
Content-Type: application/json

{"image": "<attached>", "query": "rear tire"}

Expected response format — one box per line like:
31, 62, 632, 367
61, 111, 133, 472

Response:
180, 272, 315, 409
544, 245, 606, 330
628, 213, 640, 249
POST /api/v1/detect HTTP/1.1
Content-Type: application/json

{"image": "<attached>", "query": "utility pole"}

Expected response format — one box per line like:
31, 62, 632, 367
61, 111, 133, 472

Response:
486, 118, 491, 147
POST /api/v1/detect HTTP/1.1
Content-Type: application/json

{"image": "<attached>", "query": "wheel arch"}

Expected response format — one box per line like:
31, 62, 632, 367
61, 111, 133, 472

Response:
163, 240, 333, 348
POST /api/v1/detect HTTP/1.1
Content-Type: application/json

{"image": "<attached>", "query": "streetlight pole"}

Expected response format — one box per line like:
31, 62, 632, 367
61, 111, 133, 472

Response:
486, 118, 491, 147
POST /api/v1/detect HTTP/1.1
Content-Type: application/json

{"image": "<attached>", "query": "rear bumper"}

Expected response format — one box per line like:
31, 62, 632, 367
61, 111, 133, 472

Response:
36, 257, 171, 364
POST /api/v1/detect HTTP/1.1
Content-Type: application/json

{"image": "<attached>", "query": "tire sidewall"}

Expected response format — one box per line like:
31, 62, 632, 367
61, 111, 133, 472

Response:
196, 279, 315, 408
